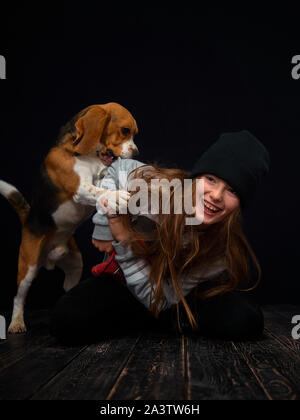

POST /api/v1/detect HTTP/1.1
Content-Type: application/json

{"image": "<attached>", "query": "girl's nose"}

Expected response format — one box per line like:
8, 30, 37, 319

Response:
209, 186, 223, 202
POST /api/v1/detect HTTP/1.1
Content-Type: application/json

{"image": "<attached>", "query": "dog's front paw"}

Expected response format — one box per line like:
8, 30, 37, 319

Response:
98, 190, 131, 213
8, 320, 27, 334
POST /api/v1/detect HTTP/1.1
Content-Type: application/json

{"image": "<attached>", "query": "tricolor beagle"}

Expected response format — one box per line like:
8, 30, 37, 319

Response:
0, 102, 139, 333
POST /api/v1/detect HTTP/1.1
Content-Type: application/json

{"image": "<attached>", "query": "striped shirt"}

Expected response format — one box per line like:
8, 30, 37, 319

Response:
92, 158, 226, 310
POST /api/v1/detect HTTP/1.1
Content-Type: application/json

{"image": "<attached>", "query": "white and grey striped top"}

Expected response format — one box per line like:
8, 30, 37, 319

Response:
92, 158, 226, 310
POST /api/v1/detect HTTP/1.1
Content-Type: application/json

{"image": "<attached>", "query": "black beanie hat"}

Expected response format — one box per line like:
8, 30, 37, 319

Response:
190, 130, 270, 208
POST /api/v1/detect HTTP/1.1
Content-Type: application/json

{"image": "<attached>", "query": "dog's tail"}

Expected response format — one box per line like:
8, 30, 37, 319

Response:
0, 180, 30, 225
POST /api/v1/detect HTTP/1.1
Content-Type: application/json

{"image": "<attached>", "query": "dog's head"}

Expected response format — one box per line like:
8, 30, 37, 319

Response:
59, 103, 139, 165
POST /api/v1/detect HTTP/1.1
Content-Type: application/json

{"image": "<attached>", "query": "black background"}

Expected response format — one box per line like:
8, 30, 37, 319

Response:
0, 3, 299, 311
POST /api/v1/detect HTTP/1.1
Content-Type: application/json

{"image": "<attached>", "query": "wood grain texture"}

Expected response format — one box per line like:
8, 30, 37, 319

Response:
233, 337, 300, 400
31, 335, 141, 400
1, 306, 300, 400
0, 340, 86, 400
106, 331, 187, 400
0, 310, 52, 372
186, 334, 267, 400
263, 307, 300, 357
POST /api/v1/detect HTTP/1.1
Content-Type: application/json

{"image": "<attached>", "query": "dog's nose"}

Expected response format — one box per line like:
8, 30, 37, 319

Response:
106, 149, 114, 157
131, 148, 139, 158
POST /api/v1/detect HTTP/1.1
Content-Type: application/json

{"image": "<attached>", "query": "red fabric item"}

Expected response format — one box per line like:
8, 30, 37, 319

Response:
91, 238, 148, 285
139, 239, 147, 248
91, 250, 126, 285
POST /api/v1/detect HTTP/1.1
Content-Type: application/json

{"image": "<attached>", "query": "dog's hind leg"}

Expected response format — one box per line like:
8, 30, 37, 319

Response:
8, 265, 38, 333
56, 237, 83, 292
8, 231, 45, 333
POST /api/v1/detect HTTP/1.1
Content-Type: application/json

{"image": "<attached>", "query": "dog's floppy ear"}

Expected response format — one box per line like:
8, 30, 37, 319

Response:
73, 107, 110, 155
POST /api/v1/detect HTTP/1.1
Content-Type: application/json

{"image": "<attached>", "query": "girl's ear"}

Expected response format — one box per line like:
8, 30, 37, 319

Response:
73, 107, 110, 155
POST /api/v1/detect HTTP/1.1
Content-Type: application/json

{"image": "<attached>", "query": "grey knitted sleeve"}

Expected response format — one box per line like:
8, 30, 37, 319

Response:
92, 157, 146, 241
112, 239, 226, 311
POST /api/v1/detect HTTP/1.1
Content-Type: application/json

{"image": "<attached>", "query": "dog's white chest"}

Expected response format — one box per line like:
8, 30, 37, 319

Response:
73, 155, 107, 184
52, 157, 108, 230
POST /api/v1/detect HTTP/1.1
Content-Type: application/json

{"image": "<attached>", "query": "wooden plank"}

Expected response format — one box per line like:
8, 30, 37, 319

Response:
186, 334, 267, 400
106, 331, 187, 400
0, 309, 47, 345
233, 334, 300, 400
0, 310, 53, 372
2, 306, 299, 401
31, 335, 141, 400
263, 306, 300, 357
0, 339, 86, 400
0, 328, 52, 373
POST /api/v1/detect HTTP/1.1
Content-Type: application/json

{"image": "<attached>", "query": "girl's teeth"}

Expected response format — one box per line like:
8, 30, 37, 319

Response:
204, 202, 220, 212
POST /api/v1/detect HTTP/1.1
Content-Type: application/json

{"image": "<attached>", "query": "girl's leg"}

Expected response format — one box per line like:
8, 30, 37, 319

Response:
159, 287, 264, 341
49, 273, 158, 344
183, 288, 264, 341
195, 291, 264, 341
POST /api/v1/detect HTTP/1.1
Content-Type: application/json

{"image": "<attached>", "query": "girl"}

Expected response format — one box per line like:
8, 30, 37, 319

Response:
50, 130, 270, 344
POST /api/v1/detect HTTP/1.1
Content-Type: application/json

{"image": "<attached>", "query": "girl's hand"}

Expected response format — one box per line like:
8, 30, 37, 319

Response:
107, 214, 131, 243
103, 199, 131, 243
92, 238, 114, 254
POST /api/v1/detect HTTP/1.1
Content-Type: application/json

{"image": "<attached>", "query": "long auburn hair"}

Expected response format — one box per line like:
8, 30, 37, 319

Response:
118, 163, 262, 332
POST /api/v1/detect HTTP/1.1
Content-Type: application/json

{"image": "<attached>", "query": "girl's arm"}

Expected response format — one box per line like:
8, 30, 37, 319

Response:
113, 239, 166, 310
107, 214, 226, 311
92, 157, 146, 241
107, 212, 168, 310
112, 236, 227, 311
92, 161, 118, 242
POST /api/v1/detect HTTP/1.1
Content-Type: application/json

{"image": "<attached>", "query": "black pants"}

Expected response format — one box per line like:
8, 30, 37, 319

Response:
49, 274, 264, 344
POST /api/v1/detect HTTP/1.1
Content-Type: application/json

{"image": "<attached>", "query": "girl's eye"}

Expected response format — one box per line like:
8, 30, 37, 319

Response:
228, 188, 237, 195
206, 176, 215, 182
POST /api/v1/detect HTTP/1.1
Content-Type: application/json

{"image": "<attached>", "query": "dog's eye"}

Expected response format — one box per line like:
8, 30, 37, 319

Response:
121, 127, 131, 136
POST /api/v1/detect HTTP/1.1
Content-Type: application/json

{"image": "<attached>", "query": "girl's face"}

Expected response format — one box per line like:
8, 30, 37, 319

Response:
196, 174, 240, 225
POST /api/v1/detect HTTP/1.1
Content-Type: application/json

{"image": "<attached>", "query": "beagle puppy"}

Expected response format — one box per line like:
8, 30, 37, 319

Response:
0, 102, 139, 333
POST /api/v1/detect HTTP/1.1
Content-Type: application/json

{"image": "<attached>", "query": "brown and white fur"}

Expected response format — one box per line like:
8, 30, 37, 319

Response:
0, 103, 139, 333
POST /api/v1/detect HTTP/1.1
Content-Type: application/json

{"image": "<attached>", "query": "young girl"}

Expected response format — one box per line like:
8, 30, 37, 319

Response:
50, 130, 270, 344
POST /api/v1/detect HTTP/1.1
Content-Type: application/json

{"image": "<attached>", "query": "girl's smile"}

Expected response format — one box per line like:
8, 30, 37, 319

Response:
203, 199, 224, 215
197, 174, 240, 224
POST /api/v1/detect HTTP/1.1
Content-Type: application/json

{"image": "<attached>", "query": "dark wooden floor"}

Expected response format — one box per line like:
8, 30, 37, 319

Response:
0, 305, 300, 400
